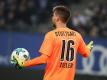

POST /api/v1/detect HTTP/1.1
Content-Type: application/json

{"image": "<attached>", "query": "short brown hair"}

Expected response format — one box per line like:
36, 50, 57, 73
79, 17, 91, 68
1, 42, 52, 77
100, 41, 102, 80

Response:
53, 5, 70, 23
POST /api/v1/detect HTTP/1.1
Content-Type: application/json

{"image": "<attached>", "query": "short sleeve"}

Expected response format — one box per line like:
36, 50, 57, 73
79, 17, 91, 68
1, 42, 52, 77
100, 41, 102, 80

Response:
77, 34, 90, 57
39, 32, 54, 56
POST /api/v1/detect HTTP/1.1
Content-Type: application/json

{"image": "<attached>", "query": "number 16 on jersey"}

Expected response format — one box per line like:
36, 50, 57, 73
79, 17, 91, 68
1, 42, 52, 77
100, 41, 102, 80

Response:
60, 40, 74, 62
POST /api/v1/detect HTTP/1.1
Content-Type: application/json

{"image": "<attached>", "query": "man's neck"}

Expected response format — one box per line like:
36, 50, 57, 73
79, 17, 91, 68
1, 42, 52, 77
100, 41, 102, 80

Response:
56, 22, 67, 28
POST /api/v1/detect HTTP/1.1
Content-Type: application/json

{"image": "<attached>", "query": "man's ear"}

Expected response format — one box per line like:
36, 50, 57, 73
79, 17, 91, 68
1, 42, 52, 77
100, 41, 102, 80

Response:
56, 16, 60, 22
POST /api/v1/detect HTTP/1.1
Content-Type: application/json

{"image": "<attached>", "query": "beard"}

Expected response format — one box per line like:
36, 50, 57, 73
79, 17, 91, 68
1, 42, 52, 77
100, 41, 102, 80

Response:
52, 17, 56, 29
52, 23, 56, 29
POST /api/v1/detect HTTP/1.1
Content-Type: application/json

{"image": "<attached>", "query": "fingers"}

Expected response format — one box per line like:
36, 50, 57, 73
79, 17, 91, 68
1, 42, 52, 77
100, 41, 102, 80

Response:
89, 41, 94, 50
89, 41, 93, 45
13, 55, 19, 63
87, 40, 94, 50
15, 63, 23, 70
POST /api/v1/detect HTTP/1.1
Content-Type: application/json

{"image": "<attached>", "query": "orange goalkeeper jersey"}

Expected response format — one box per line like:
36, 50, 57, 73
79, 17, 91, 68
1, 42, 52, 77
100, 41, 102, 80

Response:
39, 27, 90, 80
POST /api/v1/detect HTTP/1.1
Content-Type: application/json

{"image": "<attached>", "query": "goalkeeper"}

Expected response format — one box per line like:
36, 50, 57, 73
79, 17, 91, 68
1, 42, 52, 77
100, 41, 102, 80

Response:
13, 5, 93, 80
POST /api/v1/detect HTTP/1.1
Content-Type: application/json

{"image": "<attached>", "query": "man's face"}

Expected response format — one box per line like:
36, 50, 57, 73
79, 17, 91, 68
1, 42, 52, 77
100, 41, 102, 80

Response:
52, 12, 57, 24
52, 11, 59, 28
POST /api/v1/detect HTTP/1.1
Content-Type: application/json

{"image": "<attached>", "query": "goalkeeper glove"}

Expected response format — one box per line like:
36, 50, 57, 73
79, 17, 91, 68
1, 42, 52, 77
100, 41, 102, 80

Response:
13, 55, 24, 69
87, 41, 94, 50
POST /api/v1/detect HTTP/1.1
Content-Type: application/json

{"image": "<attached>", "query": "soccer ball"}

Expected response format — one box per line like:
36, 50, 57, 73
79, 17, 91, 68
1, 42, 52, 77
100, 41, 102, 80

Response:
10, 48, 30, 64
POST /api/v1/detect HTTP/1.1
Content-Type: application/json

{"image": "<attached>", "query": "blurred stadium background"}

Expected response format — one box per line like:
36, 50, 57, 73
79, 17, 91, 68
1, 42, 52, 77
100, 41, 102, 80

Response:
0, 0, 107, 80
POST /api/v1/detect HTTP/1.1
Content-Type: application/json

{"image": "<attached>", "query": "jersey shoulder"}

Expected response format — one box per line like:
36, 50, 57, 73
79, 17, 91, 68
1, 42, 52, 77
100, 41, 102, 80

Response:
68, 28, 81, 37
71, 29, 84, 42
45, 30, 55, 38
